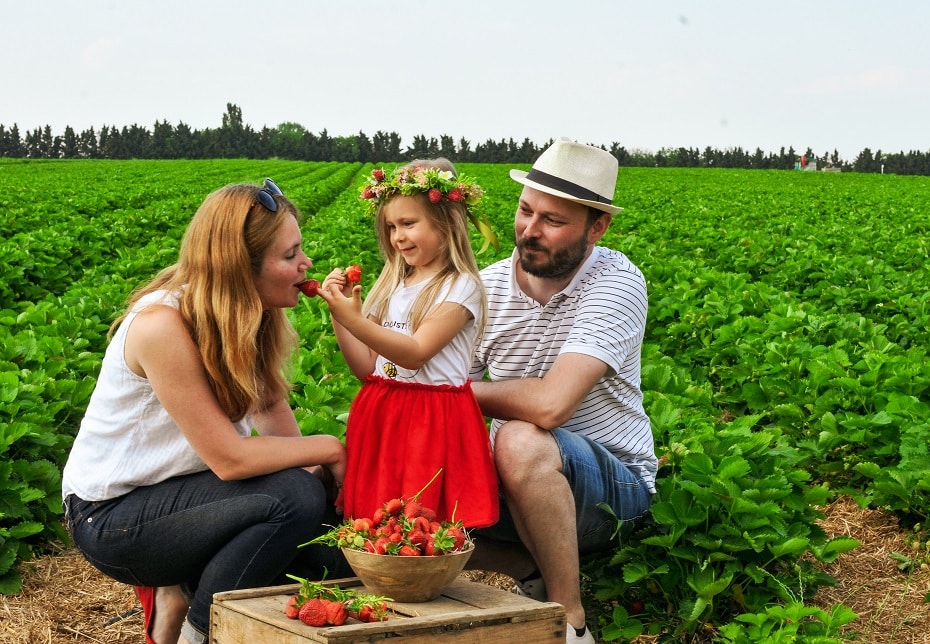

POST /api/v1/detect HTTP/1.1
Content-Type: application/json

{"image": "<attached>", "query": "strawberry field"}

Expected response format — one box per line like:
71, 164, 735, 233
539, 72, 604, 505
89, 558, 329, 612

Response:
2, 158, 929, 641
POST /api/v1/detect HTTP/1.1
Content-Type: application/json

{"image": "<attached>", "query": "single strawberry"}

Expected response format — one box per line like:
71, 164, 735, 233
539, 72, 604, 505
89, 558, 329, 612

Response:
345, 264, 362, 284
372, 169, 385, 182
384, 498, 403, 516
447, 187, 463, 202
298, 279, 319, 297
408, 528, 429, 549
398, 544, 420, 556
325, 599, 348, 625
352, 517, 373, 533
446, 526, 467, 550
420, 506, 437, 522
372, 508, 386, 525
373, 536, 391, 554
403, 500, 422, 519
413, 516, 431, 534
428, 188, 442, 203
298, 598, 328, 627
285, 595, 300, 619
358, 604, 374, 622
362, 185, 374, 199
427, 526, 455, 555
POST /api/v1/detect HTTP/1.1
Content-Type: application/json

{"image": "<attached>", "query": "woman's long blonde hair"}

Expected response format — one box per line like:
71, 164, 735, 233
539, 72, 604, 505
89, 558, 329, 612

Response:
363, 158, 487, 335
112, 183, 300, 422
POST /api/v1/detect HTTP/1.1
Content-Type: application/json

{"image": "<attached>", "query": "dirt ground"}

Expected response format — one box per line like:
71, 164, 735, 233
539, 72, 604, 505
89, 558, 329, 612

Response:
1, 496, 927, 643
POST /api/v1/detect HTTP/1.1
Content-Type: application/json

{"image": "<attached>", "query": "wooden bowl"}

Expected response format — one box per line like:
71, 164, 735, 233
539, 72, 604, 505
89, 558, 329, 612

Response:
342, 547, 473, 602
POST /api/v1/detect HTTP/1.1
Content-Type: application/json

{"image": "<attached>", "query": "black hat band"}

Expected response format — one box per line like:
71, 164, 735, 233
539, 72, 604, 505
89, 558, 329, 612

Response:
524, 169, 612, 205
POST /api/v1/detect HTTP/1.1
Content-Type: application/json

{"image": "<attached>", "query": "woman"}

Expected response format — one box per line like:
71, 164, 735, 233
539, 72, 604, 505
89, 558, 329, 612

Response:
62, 179, 347, 644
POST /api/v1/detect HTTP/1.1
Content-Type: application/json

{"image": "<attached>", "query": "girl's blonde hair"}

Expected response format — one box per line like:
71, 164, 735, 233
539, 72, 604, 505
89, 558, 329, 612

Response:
112, 183, 299, 422
363, 158, 487, 335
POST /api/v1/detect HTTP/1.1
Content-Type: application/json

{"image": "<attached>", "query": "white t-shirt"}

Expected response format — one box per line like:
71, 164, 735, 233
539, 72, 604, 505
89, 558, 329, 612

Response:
470, 247, 657, 492
61, 290, 253, 501
372, 273, 483, 386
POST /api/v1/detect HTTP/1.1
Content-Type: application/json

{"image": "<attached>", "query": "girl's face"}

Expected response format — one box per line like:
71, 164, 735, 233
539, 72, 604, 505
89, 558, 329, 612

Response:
253, 215, 313, 309
382, 195, 444, 279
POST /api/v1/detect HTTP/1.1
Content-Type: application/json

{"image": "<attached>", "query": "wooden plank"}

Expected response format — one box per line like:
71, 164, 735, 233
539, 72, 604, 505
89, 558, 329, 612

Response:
211, 578, 566, 644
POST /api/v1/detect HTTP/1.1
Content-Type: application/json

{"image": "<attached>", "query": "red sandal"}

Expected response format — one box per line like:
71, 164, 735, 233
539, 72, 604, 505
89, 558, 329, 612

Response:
133, 586, 157, 644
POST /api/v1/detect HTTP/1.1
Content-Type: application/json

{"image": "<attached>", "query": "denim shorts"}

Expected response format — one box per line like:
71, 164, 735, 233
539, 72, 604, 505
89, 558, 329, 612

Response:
479, 428, 653, 554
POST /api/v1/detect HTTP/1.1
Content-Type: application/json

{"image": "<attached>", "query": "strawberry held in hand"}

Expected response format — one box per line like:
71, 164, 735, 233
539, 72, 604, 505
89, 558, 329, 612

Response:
345, 265, 362, 284
298, 279, 320, 297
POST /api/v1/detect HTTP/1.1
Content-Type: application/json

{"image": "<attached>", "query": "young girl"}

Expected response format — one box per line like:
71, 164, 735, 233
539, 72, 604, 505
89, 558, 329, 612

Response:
318, 159, 499, 528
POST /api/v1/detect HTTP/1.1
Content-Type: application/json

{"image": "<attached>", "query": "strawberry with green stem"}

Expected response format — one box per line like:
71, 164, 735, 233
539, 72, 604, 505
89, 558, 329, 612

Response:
302, 468, 475, 556
285, 573, 392, 623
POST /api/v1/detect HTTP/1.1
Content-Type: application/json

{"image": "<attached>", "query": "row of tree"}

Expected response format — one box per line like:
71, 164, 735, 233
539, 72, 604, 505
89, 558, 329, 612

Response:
2, 103, 929, 175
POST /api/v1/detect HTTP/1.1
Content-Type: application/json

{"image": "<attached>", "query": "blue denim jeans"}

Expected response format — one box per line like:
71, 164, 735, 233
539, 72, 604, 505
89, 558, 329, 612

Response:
478, 428, 653, 554
64, 468, 350, 636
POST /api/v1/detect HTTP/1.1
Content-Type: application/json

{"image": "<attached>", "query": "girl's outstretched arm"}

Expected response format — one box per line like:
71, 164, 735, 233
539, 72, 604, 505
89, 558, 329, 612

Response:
319, 270, 377, 380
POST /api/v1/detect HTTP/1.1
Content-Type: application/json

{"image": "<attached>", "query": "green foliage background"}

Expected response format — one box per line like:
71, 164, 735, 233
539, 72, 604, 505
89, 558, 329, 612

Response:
2, 159, 928, 640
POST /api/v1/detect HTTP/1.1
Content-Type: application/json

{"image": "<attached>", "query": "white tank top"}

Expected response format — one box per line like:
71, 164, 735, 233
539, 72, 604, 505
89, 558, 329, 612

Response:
61, 290, 252, 501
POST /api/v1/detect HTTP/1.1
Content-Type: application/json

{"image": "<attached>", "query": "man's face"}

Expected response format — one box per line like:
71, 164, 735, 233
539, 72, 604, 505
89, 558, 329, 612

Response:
514, 186, 598, 280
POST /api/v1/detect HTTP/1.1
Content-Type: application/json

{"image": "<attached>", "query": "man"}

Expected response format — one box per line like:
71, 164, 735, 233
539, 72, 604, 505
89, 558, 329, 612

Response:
469, 138, 657, 644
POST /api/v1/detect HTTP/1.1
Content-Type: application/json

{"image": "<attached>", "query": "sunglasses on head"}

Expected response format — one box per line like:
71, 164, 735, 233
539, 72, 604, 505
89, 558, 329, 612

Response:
255, 177, 283, 212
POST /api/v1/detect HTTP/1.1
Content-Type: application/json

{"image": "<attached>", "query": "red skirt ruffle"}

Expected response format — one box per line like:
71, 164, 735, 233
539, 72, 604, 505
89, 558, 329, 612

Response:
342, 376, 498, 528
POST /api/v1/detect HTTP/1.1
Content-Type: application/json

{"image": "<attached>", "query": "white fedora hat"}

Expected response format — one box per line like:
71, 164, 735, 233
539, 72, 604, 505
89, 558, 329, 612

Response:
510, 138, 623, 215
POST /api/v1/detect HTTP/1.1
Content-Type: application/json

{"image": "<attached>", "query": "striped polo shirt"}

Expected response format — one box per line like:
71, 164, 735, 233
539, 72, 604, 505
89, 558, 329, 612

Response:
471, 246, 657, 492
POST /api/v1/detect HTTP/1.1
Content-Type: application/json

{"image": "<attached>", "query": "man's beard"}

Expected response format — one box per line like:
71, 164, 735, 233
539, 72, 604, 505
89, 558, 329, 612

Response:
516, 234, 589, 280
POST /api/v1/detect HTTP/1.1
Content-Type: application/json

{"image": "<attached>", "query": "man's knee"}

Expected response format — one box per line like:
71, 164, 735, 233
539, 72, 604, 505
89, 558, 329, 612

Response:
494, 422, 561, 476
496, 421, 544, 458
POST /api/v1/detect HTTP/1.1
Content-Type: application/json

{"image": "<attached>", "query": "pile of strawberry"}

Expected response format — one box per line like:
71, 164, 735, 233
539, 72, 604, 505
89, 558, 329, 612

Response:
284, 574, 390, 626
305, 469, 473, 557
329, 495, 471, 557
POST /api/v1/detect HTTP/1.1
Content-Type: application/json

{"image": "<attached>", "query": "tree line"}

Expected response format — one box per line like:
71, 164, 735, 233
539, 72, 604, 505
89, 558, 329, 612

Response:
2, 103, 929, 175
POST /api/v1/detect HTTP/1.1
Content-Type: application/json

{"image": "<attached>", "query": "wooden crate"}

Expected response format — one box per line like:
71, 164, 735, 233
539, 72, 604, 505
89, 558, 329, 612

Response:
211, 577, 566, 643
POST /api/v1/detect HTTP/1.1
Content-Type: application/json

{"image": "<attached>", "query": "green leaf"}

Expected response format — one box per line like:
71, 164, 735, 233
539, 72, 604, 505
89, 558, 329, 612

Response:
768, 537, 809, 558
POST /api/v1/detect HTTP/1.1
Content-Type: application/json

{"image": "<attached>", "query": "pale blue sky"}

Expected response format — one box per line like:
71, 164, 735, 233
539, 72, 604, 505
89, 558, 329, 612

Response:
3, 1, 927, 162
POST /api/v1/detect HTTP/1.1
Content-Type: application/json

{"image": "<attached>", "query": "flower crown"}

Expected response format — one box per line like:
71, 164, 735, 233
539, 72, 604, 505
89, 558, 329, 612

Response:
360, 165, 499, 253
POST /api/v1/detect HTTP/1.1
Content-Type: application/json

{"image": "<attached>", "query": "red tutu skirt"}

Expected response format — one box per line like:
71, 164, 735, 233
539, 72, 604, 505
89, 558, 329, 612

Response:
342, 375, 498, 528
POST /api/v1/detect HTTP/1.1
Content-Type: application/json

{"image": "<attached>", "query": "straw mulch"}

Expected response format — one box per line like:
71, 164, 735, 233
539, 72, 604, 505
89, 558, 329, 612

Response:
803, 495, 929, 643
1, 495, 926, 643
